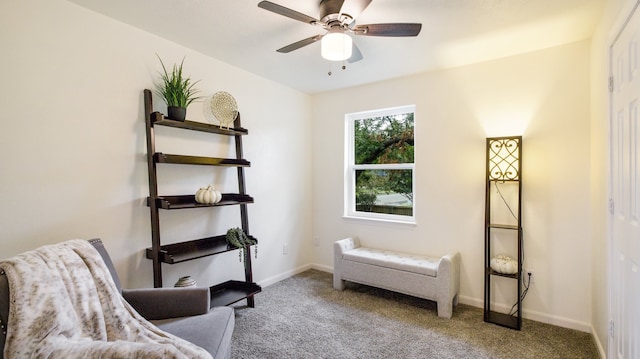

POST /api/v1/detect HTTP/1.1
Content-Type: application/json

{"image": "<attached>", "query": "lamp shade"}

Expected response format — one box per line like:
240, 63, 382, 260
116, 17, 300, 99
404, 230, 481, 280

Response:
321, 32, 353, 61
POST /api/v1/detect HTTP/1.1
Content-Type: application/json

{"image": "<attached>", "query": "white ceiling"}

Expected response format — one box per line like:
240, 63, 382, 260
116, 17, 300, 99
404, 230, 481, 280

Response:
68, 0, 605, 94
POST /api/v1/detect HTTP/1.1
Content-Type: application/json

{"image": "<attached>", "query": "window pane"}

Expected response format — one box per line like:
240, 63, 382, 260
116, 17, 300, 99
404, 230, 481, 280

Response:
355, 169, 413, 216
354, 113, 414, 165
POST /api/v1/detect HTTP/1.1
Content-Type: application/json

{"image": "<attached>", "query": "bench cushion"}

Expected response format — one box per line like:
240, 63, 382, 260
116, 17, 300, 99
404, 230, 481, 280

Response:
342, 247, 439, 277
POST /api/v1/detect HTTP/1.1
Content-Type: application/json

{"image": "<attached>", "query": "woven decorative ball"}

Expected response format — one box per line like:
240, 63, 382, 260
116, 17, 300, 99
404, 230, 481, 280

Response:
204, 91, 238, 129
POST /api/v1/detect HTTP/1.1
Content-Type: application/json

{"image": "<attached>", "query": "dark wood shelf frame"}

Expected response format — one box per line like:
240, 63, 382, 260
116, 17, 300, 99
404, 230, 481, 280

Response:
143, 89, 260, 307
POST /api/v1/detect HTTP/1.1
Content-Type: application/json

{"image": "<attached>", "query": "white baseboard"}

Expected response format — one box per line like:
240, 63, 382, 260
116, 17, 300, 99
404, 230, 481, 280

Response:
257, 264, 313, 288
258, 263, 333, 288
591, 324, 607, 359
310, 263, 333, 273
458, 295, 592, 333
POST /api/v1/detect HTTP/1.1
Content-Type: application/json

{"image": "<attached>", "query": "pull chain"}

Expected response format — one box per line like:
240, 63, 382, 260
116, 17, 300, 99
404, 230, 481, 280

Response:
327, 62, 347, 76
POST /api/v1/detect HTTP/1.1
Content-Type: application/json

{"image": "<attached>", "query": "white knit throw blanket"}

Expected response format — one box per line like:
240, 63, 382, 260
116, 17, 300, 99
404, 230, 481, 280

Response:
1, 240, 212, 359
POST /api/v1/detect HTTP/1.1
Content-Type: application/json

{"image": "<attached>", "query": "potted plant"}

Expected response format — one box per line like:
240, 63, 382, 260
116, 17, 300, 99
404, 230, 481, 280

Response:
155, 55, 201, 121
225, 227, 257, 266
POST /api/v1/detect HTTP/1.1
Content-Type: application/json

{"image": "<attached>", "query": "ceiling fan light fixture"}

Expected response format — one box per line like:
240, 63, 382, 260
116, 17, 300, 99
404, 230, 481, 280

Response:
321, 32, 352, 61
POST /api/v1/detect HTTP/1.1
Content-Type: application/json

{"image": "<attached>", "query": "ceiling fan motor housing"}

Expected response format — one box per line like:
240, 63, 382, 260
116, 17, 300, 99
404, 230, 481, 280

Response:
320, 0, 353, 24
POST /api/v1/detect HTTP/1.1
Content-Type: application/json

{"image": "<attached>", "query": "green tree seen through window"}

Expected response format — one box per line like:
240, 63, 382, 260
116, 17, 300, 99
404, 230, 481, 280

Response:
354, 113, 414, 210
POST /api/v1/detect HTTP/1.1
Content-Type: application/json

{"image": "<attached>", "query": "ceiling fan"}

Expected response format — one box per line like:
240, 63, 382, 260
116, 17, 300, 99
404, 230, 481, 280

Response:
257, 0, 422, 63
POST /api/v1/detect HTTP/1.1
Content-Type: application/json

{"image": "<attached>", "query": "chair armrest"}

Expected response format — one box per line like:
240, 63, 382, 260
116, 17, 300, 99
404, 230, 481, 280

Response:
437, 252, 461, 293
334, 237, 360, 256
123, 287, 210, 320
333, 238, 359, 290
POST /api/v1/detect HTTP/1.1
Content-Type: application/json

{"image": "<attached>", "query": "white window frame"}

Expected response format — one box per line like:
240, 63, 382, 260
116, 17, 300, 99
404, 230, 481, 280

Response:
344, 105, 416, 224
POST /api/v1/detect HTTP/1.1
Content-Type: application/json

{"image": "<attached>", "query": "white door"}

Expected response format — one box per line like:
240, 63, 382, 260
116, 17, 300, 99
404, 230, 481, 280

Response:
610, 4, 640, 358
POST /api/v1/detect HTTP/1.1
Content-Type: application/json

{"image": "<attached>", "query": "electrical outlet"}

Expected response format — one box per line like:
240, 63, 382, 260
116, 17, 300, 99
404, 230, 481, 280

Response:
283, 243, 289, 255
525, 269, 535, 284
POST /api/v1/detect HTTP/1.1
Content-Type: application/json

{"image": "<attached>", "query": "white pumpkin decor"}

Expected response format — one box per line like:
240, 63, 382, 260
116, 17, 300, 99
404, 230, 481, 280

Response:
490, 254, 518, 275
195, 185, 222, 204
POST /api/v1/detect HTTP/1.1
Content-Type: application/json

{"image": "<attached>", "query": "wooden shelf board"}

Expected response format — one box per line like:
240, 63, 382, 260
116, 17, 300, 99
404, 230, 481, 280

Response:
485, 310, 521, 330
210, 280, 262, 307
150, 112, 248, 135
145, 235, 256, 264
488, 269, 519, 279
147, 194, 254, 210
488, 224, 519, 230
155, 153, 250, 167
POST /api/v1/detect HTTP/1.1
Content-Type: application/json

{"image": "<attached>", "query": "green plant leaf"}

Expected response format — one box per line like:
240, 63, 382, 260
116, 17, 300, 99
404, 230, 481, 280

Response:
155, 54, 202, 108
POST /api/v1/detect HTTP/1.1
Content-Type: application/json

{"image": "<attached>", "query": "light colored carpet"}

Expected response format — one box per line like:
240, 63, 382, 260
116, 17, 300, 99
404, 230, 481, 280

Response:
231, 269, 599, 359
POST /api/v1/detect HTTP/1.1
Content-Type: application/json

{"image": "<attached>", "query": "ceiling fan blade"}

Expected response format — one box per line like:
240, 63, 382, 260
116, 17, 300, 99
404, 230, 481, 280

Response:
258, 1, 319, 25
354, 23, 422, 37
348, 43, 363, 63
276, 35, 323, 53
339, 0, 373, 19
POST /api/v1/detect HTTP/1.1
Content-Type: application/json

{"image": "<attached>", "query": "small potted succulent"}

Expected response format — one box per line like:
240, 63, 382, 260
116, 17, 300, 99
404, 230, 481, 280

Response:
155, 55, 201, 121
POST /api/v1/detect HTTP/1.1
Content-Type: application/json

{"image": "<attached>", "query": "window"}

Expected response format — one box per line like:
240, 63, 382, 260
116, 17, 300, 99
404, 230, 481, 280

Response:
344, 105, 415, 223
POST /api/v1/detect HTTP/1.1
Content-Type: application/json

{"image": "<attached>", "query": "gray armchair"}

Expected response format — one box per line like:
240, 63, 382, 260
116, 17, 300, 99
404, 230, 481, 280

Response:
0, 238, 234, 359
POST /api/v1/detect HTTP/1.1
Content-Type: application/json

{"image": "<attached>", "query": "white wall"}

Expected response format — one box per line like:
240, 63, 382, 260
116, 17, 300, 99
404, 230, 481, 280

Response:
311, 40, 593, 331
0, 0, 313, 289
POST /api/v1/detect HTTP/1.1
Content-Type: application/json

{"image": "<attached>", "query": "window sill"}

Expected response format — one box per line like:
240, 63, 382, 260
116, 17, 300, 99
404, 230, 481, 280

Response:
342, 215, 416, 226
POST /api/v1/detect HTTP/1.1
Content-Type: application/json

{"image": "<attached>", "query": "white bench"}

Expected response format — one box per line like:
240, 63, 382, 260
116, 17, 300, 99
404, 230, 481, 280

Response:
333, 237, 460, 318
